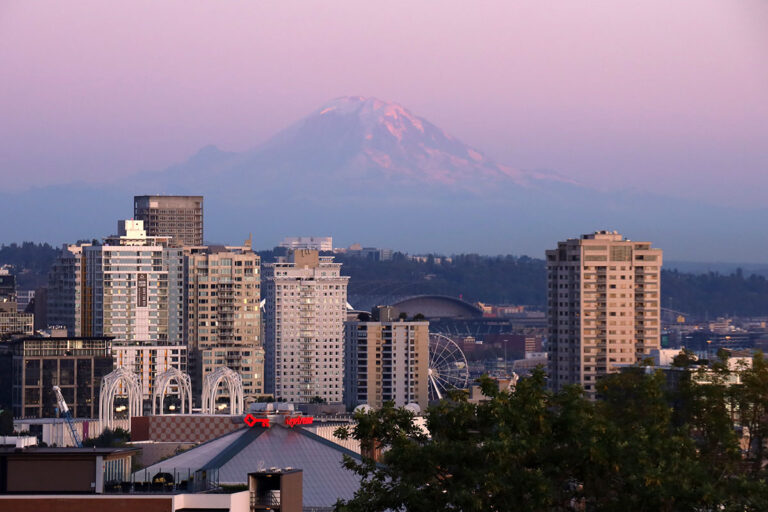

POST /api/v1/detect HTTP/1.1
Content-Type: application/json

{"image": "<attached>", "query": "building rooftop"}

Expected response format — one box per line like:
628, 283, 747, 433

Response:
0, 446, 140, 457
391, 295, 483, 319
137, 423, 362, 508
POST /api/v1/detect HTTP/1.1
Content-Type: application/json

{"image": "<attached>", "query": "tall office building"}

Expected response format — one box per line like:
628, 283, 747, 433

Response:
263, 250, 349, 403
0, 271, 33, 340
344, 307, 429, 411
0, 270, 16, 302
186, 242, 264, 402
134, 195, 204, 247
48, 244, 89, 336
546, 231, 662, 396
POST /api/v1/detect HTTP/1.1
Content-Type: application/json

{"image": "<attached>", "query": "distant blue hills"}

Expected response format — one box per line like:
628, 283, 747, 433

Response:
1, 96, 766, 263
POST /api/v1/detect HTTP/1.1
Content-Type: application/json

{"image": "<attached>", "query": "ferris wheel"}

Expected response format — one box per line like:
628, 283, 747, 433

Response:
428, 333, 470, 400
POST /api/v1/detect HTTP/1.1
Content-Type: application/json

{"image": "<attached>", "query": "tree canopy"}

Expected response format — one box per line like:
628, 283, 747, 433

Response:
82, 427, 130, 448
335, 363, 768, 511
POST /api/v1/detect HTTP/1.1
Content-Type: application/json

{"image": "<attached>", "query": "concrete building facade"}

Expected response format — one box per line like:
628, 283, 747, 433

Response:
263, 250, 349, 403
0, 302, 33, 341
134, 195, 204, 247
185, 243, 264, 402
0, 271, 15, 301
0, 272, 33, 341
546, 231, 662, 396
3, 336, 113, 419
344, 318, 429, 410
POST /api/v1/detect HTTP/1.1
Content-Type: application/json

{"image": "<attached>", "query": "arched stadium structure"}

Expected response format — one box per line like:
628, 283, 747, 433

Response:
391, 295, 483, 319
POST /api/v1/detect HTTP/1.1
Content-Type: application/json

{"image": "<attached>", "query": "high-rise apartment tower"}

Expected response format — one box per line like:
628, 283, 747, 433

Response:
185, 242, 264, 403
344, 308, 429, 411
546, 231, 662, 396
48, 244, 89, 336
134, 195, 204, 247
263, 250, 349, 403
83, 221, 185, 344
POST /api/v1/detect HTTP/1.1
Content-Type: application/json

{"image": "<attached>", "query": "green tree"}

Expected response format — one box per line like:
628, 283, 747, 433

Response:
83, 427, 130, 447
732, 352, 768, 475
0, 409, 14, 436
335, 368, 762, 512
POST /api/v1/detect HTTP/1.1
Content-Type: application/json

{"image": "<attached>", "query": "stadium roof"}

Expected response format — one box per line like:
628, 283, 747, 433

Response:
392, 294, 483, 318
135, 424, 362, 508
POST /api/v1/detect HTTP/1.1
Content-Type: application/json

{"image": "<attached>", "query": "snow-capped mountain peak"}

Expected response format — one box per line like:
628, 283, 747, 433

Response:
258, 96, 568, 188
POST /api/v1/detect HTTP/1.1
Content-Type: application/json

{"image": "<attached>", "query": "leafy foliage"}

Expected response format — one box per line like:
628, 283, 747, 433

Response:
663, 268, 768, 318
334, 252, 547, 306
0, 409, 14, 436
82, 427, 131, 447
3, 244, 768, 317
335, 365, 768, 512
335, 253, 768, 318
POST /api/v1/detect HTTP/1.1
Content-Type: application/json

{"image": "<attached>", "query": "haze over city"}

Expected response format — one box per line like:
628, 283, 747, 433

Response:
3, 2, 768, 511
1, 1, 768, 260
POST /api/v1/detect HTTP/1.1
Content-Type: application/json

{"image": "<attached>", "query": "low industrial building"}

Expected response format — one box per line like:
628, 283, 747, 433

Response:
0, 336, 113, 419
0, 435, 251, 511
0, 443, 138, 494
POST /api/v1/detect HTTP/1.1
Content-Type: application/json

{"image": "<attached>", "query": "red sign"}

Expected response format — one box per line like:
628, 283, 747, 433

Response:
285, 416, 314, 428
243, 414, 313, 428
244, 414, 270, 428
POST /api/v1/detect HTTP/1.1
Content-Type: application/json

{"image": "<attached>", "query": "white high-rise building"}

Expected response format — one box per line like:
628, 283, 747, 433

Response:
546, 231, 662, 397
84, 220, 184, 343
263, 250, 349, 403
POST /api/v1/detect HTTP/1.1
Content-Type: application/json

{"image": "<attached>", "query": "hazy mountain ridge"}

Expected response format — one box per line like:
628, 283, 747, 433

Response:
1, 96, 767, 261
254, 96, 548, 188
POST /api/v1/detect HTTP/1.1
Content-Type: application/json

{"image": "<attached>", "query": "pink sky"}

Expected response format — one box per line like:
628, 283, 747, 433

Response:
1, 0, 767, 205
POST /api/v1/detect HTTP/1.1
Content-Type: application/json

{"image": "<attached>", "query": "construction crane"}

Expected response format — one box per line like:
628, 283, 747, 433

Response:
52, 386, 82, 448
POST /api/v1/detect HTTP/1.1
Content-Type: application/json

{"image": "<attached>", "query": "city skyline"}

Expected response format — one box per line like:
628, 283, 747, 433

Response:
0, 97, 765, 263
1, 2, 766, 508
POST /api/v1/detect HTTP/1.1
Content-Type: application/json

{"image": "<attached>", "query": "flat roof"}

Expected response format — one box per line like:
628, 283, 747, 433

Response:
0, 447, 140, 457
10, 336, 114, 344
